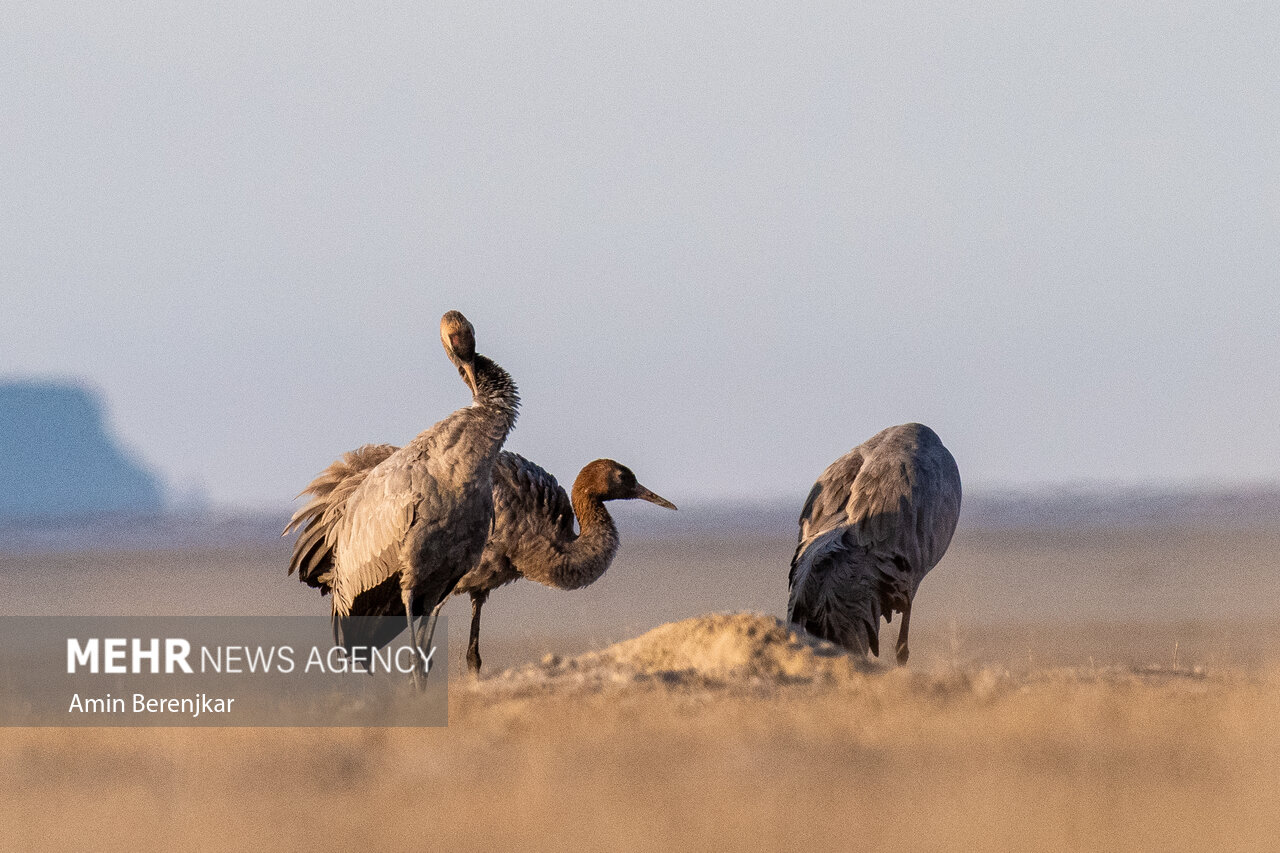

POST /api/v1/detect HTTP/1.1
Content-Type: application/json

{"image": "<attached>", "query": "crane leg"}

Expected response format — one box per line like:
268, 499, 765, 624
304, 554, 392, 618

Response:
402, 588, 423, 691
895, 598, 912, 666
467, 591, 487, 675
412, 598, 447, 686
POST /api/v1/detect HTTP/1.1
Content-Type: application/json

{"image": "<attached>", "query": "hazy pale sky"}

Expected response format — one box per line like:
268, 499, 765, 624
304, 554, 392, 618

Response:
3, 2, 1278, 506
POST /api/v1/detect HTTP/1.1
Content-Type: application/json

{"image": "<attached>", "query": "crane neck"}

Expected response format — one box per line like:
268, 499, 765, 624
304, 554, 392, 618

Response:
468, 354, 520, 434
541, 487, 618, 591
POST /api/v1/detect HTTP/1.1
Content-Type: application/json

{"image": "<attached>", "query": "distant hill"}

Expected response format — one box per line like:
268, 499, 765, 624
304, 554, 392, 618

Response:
0, 381, 164, 520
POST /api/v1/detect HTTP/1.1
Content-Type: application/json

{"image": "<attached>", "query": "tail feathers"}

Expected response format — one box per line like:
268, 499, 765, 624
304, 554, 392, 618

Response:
792, 603, 880, 657
331, 573, 426, 651
787, 529, 901, 657
333, 612, 414, 652
285, 443, 398, 591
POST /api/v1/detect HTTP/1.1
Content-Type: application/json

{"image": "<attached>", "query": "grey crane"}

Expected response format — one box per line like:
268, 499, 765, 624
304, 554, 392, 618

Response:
288, 449, 675, 674
452, 453, 675, 672
787, 422, 961, 664
285, 310, 519, 687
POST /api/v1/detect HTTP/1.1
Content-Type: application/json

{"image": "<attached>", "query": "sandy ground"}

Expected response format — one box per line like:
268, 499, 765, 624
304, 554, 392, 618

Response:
3, 519, 1280, 850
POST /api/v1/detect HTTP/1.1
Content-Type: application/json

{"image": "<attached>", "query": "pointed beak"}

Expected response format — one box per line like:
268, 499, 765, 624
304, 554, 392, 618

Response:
633, 484, 677, 510
462, 362, 478, 396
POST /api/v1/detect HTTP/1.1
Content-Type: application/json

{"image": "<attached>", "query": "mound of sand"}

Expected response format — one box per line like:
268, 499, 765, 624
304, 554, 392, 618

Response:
479, 611, 873, 693
472, 612, 1221, 706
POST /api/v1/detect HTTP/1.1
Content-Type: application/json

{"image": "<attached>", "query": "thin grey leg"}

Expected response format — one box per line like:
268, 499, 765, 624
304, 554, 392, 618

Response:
467, 592, 486, 675
402, 587, 422, 690
895, 598, 912, 666
413, 599, 448, 685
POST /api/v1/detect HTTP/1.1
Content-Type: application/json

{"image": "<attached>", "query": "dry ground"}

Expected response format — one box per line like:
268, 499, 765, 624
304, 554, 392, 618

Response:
3, 646, 1277, 851
3, 522, 1279, 851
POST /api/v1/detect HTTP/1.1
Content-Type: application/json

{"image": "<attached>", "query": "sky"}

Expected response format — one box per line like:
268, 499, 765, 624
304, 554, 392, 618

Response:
2, 2, 1279, 507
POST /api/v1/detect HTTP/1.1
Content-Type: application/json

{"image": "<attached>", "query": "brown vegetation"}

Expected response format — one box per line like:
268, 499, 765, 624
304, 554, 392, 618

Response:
3, 523, 1279, 850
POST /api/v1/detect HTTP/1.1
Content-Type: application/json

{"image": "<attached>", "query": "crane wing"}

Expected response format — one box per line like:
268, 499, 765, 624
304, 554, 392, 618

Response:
284, 443, 399, 592
287, 448, 571, 617
329, 446, 430, 618
794, 424, 960, 580
843, 426, 962, 573
488, 451, 575, 559
792, 447, 865, 579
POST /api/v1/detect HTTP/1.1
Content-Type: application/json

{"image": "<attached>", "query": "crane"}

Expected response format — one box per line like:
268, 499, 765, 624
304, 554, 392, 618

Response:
289, 450, 674, 674
787, 423, 961, 664
285, 310, 519, 687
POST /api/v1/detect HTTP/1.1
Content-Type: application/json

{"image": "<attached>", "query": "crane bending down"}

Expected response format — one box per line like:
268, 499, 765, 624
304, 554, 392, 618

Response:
288, 449, 676, 673
285, 311, 519, 687
787, 423, 961, 664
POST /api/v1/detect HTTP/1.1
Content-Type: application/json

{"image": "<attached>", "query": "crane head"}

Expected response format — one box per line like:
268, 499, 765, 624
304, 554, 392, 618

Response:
575, 459, 677, 509
440, 310, 478, 394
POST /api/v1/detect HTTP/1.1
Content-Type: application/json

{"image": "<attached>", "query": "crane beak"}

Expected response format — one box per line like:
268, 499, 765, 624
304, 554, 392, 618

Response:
461, 362, 478, 396
633, 484, 677, 510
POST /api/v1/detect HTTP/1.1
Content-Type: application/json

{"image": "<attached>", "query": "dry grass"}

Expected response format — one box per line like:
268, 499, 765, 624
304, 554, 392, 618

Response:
4, 613, 1280, 851
5, 523, 1280, 850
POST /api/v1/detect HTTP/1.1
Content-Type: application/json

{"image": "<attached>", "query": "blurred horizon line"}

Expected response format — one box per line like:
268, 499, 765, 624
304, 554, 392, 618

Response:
5, 481, 1280, 555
